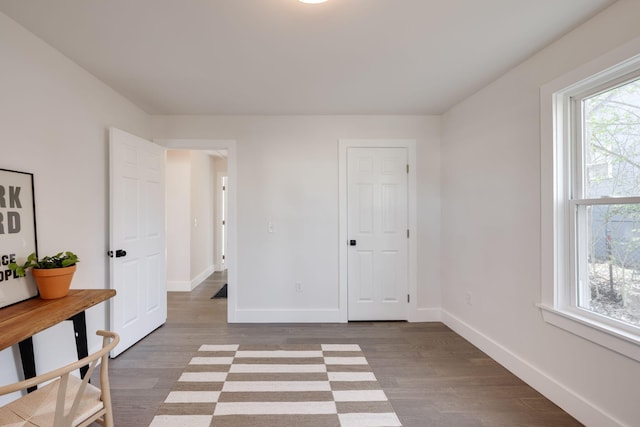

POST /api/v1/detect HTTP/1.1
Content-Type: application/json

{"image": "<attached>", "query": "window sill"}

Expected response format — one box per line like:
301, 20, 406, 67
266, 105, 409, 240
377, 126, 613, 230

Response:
538, 304, 640, 362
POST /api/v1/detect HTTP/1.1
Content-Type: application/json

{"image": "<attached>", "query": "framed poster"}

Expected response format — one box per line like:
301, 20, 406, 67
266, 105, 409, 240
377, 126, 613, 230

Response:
0, 168, 38, 308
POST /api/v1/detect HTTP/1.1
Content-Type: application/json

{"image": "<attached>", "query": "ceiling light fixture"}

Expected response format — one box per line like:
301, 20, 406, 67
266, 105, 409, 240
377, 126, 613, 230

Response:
299, 0, 328, 4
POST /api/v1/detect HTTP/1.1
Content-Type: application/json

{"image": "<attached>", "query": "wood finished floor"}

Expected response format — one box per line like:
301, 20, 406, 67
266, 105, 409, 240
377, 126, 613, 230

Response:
101, 271, 582, 427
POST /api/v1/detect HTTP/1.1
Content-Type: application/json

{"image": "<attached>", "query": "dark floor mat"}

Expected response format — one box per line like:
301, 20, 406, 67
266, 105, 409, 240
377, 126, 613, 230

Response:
212, 284, 227, 299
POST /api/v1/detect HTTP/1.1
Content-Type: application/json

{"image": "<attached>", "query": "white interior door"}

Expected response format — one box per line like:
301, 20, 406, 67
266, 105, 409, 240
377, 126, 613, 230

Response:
109, 127, 166, 357
347, 147, 408, 320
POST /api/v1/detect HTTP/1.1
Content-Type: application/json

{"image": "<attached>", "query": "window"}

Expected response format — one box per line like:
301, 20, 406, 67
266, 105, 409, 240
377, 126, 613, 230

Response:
541, 40, 640, 361
575, 77, 640, 331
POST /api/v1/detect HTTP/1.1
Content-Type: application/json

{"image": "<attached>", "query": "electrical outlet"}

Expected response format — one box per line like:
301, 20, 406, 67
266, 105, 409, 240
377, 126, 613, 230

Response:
295, 281, 302, 292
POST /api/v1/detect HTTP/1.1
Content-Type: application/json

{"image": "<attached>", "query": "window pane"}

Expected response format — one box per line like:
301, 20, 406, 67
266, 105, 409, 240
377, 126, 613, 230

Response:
580, 203, 640, 327
583, 78, 640, 198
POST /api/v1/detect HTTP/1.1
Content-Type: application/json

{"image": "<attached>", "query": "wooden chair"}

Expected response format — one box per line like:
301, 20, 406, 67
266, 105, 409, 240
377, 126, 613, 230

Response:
0, 330, 119, 427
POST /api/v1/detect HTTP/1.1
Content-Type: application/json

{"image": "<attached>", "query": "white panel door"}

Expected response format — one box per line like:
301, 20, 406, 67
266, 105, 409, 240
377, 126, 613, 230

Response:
109, 128, 166, 357
347, 147, 408, 320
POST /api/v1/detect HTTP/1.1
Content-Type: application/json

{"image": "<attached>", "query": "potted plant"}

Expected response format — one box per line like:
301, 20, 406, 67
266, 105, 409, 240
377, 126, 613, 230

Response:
9, 251, 79, 299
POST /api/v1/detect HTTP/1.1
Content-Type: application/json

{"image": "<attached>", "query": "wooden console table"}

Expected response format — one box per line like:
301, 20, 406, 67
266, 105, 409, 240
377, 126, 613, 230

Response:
0, 289, 116, 390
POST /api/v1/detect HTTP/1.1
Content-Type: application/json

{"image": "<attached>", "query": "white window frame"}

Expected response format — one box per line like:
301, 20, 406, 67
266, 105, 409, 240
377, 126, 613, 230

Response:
540, 36, 640, 362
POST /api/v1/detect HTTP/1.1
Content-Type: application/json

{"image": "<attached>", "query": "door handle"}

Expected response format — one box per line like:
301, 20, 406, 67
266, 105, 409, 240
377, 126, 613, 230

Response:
108, 249, 127, 258
349, 240, 357, 246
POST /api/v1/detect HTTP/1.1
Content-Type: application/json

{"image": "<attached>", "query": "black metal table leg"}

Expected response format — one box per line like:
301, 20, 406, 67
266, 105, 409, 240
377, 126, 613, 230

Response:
16, 311, 90, 391
70, 311, 89, 378
17, 337, 37, 393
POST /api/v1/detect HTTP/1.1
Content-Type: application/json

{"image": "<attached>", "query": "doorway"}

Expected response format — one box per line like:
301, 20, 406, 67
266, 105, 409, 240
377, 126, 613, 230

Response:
156, 138, 238, 323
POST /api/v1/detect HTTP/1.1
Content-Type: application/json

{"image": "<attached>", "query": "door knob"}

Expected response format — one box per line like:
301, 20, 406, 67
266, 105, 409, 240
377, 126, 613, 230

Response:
108, 249, 127, 258
349, 240, 357, 246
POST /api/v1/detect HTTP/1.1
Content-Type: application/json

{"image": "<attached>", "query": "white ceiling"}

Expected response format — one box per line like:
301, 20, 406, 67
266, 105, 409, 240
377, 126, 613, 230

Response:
0, 0, 616, 115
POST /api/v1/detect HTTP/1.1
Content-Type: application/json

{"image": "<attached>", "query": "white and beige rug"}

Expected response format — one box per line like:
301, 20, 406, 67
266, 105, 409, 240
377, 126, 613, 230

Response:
149, 344, 402, 427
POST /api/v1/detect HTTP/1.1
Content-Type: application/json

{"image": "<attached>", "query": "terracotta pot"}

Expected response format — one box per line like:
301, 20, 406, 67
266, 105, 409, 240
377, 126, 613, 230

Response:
32, 265, 76, 299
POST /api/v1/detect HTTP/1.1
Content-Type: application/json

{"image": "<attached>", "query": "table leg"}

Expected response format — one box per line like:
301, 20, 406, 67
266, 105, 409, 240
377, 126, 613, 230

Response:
17, 338, 37, 393
70, 311, 89, 378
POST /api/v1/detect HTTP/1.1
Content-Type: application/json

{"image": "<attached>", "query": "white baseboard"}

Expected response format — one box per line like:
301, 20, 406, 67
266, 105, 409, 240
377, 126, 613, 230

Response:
232, 307, 442, 323
232, 308, 343, 323
191, 265, 215, 290
441, 310, 624, 427
167, 280, 191, 292
167, 265, 216, 292
232, 307, 441, 324
410, 307, 442, 322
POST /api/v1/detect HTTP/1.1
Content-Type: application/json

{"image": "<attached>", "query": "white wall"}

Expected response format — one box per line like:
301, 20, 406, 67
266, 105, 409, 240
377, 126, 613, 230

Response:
190, 151, 215, 283
166, 150, 216, 291
440, 1, 640, 426
166, 150, 191, 290
152, 116, 441, 321
0, 11, 151, 399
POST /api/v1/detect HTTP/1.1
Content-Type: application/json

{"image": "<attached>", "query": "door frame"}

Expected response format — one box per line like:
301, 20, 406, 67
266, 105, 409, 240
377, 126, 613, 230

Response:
155, 138, 238, 323
338, 139, 417, 322
216, 172, 228, 272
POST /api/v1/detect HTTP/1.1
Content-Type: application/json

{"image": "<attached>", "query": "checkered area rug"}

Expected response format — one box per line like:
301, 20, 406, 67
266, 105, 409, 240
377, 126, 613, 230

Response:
149, 344, 402, 427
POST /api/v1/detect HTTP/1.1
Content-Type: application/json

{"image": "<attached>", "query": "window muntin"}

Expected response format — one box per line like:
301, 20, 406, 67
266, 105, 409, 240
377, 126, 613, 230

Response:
571, 76, 640, 332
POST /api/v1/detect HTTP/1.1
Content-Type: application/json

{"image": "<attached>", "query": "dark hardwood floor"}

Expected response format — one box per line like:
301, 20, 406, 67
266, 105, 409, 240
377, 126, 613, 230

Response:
101, 271, 582, 426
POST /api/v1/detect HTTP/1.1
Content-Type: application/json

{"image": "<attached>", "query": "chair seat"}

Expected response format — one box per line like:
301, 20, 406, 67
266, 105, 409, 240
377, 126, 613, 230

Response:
0, 375, 104, 427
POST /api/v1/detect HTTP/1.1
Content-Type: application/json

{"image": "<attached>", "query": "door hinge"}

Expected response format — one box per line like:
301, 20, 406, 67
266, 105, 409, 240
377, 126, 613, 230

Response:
222, 220, 226, 225
222, 185, 226, 191
407, 229, 410, 238
407, 294, 410, 303
406, 164, 409, 174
